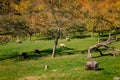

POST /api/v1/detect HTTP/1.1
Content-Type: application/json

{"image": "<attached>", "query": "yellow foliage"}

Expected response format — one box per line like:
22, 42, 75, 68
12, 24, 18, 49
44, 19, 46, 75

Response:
10, 0, 31, 14
10, 2, 19, 11
115, 1, 120, 10
35, 4, 47, 11
19, 1, 31, 13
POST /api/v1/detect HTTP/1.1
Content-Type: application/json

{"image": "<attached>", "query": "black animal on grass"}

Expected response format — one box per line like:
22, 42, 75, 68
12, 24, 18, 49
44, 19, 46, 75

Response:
34, 49, 41, 56
19, 52, 28, 59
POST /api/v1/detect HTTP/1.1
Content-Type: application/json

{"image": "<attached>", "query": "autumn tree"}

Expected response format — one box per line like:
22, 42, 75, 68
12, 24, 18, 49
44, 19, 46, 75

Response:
84, 0, 117, 43
39, 0, 83, 57
0, 0, 12, 15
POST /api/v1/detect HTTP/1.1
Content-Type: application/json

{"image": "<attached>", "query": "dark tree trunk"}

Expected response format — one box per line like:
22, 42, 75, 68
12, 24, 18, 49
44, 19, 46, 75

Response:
28, 33, 33, 41
29, 34, 32, 41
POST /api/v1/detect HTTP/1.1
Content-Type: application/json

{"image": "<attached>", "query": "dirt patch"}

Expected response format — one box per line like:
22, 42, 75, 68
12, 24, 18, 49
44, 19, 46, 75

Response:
18, 75, 47, 80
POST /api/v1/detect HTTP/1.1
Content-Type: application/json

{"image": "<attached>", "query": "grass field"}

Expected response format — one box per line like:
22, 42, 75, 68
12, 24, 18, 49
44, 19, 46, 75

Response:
0, 37, 120, 80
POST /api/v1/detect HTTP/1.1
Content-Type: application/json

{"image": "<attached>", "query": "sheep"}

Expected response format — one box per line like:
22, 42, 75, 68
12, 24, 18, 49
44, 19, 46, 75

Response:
66, 38, 70, 41
19, 52, 27, 59
16, 39, 22, 43
85, 60, 99, 70
113, 77, 120, 80
60, 44, 67, 49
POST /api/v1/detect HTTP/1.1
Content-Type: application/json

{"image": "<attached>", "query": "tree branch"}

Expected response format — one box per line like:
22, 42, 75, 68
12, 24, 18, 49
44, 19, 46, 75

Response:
88, 35, 117, 58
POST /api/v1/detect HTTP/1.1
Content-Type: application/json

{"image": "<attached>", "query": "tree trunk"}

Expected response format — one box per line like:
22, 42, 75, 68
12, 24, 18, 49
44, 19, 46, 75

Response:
109, 32, 111, 39
98, 32, 100, 43
52, 36, 59, 58
29, 34, 32, 41
59, 31, 62, 40
16, 35, 20, 41
88, 43, 108, 58
101, 32, 103, 36
88, 35, 117, 58
91, 29, 94, 39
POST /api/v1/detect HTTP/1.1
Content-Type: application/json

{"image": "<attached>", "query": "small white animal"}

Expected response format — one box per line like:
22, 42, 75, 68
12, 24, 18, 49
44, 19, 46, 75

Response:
60, 44, 67, 48
66, 38, 70, 41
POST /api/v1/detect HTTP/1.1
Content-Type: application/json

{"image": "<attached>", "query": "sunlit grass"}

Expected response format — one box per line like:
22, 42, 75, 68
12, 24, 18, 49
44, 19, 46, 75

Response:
0, 37, 120, 80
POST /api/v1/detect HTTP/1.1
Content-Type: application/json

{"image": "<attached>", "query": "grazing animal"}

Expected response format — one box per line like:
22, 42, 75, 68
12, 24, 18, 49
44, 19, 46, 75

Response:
34, 49, 40, 54
66, 38, 70, 41
113, 77, 120, 80
16, 40, 22, 43
19, 52, 27, 59
85, 60, 99, 70
34, 49, 41, 56
60, 44, 67, 49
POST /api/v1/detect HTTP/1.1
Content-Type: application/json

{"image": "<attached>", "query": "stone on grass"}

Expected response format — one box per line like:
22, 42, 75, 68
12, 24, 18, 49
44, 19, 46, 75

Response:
85, 60, 99, 70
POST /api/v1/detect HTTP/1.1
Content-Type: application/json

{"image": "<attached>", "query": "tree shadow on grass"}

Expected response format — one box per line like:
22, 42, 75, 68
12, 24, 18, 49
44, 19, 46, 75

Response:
15, 48, 87, 61
2, 47, 113, 61
0, 48, 77, 61
98, 68, 105, 71
101, 38, 108, 42
80, 49, 88, 54
39, 47, 76, 56
92, 53, 113, 58
117, 38, 120, 41
86, 68, 105, 71
0, 47, 114, 61
0, 52, 19, 61
71, 35, 91, 39
14, 48, 77, 61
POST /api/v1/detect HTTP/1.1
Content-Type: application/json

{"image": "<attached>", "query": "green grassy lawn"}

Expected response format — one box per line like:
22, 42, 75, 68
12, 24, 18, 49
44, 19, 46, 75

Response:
0, 38, 120, 80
